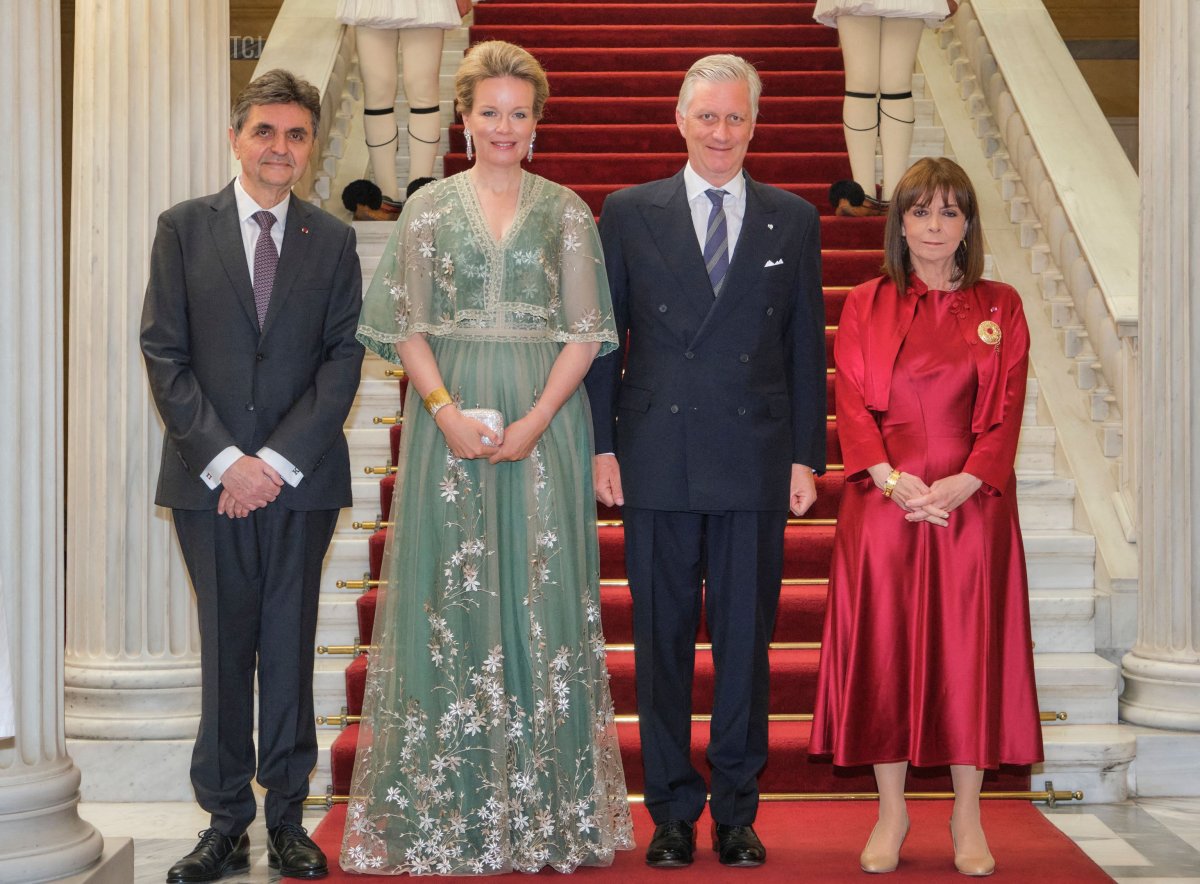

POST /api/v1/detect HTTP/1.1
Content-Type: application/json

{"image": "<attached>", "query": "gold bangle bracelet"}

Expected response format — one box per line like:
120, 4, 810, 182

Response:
423, 386, 453, 417
882, 469, 901, 499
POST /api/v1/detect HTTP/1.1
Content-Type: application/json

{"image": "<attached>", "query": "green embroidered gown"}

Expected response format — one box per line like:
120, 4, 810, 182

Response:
341, 172, 633, 875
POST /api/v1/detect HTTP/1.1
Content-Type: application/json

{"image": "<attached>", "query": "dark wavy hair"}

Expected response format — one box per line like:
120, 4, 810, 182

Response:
882, 157, 984, 291
230, 69, 321, 136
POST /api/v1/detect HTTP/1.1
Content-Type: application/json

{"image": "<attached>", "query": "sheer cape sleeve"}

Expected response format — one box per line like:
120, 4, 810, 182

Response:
355, 184, 449, 364
355, 174, 618, 364
550, 188, 618, 357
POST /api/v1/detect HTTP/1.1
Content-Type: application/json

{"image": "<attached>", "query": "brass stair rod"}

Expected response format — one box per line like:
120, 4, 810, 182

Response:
383, 368, 407, 378
337, 577, 830, 590
598, 518, 837, 528
354, 518, 837, 529
320, 642, 819, 655
603, 577, 828, 587
335, 574, 381, 590
319, 710, 1066, 727
373, 414, 403, 425
317, 643, 375, 656
305, 785, 1083, 809
605, 642, 821, 651
317, 713, 361, 727
364, 465, 397, 475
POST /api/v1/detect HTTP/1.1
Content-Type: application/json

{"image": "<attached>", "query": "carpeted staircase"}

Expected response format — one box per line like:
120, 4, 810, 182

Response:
317, 0, 1041, 806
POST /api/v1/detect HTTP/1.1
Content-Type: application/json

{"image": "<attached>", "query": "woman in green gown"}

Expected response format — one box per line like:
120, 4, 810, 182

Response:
340, 41, 634, 875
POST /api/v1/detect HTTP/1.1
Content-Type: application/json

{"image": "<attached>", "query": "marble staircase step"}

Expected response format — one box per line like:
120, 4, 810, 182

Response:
324, 477, 1088, 574
308, 626, 1114, 723
1036, 723, 1138, 804
335, 480, 387, 534
345, 376, 402, 430
1022, 530, 1095, 590
308, 592, 1105, 690
306, 731, 1137, 806
309, 597, 1109, 708
309, 665, 1128, 802
1030, 588, 1097, 653
343, 423, 1061, 496
1033, 652, 1119, 725
315, 526, 1096, 605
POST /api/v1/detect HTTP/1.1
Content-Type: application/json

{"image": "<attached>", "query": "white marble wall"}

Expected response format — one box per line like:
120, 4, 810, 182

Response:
64, 0, 229, 799
1119, 0, 1200, 732
0, 2, 129, 879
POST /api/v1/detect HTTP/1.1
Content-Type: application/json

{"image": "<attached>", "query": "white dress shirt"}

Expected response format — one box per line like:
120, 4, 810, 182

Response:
683, 162, 747, 264
199, 178, 303, 491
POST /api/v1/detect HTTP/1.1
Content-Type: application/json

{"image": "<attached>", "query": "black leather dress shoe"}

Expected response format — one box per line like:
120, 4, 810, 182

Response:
165, 829, 250, 883
712, 822, 767, 867
645, 819, 697, 868
267, 822, 328, 879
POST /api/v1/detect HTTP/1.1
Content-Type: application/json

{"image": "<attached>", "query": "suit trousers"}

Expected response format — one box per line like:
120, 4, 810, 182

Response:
623, 507, 787, 827
173, 505, 338, 836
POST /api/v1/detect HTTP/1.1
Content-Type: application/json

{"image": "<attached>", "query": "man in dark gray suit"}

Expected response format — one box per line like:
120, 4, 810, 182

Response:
584, 54, 826, 869
141, 70, 363, 882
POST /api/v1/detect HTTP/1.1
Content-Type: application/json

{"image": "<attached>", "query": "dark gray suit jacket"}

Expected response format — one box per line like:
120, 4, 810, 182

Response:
584, 170, 826, 512
141, 180, 364, 511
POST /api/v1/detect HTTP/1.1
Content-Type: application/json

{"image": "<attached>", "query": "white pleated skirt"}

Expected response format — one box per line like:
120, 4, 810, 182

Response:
813, 0, 952, 28
336, 0, 463, 30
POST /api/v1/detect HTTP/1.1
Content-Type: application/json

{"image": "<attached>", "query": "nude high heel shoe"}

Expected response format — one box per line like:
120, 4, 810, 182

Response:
859, 818, 909, 874
950, 820, 996, 877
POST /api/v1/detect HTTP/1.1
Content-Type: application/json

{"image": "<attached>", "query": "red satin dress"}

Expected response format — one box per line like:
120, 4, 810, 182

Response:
810, 280, 1044, 769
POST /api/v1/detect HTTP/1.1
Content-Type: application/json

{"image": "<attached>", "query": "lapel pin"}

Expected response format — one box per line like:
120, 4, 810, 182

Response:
767, 223, 774, 230
301, 226, 310, 235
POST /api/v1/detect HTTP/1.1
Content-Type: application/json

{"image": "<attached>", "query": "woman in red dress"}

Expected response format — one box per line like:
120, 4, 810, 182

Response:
810, 158, 1043, 877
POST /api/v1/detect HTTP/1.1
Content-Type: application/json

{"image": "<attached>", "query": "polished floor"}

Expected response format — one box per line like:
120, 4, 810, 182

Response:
76, 797, 1200, 882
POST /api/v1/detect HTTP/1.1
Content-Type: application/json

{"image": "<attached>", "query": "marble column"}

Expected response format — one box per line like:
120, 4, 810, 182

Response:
1119, 0, 1200, 731
64, 0, 229, 798
0, 1, 109, 879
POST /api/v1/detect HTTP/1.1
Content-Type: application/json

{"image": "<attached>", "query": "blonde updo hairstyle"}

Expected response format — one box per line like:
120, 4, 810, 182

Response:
455, 40, 550, 120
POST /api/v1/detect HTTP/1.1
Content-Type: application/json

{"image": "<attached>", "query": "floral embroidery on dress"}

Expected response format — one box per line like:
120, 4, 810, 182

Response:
355, 172, 618, 354
345, 171, 629, 876
342, 444, 633, 875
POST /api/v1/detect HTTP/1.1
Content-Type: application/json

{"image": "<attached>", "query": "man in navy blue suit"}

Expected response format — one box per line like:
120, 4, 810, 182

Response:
584, 54, 826, 868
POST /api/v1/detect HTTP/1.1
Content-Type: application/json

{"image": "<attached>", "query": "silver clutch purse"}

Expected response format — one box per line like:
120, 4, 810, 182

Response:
460, 407, 505, 446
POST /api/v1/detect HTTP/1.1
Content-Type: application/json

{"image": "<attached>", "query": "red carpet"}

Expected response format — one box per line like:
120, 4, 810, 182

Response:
310, 6, 1111, 877
322, 0, 1068, 828
309, 800, 1112, 881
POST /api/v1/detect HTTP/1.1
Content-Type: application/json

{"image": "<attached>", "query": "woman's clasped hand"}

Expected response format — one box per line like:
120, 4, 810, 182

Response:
867, 462, 983, 527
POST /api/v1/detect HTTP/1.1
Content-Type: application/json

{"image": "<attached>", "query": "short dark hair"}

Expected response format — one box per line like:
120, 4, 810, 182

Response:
230, 69, 321, 136
882, 157, 985, 290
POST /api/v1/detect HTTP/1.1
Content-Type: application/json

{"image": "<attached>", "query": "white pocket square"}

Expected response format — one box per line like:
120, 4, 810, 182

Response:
764, 258, 784, 267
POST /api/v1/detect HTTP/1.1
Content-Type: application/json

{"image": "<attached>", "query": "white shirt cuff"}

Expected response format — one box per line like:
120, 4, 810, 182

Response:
202, 446, 243, 490
258, 447, 303, 487
596, 451, 616, 457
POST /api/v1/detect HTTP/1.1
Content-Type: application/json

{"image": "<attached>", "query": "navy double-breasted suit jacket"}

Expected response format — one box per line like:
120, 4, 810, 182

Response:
585, 170, 827, 511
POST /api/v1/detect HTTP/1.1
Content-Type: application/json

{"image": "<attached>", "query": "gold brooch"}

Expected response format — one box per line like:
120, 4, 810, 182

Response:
977, 320, 1001, 345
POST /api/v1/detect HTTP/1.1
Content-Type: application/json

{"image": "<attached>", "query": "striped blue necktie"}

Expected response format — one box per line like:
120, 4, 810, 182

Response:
703, 188, 729, 296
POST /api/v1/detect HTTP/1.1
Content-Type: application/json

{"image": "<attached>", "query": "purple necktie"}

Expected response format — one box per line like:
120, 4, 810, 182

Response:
703, 188, 729, 297
252, 210, 278, 329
